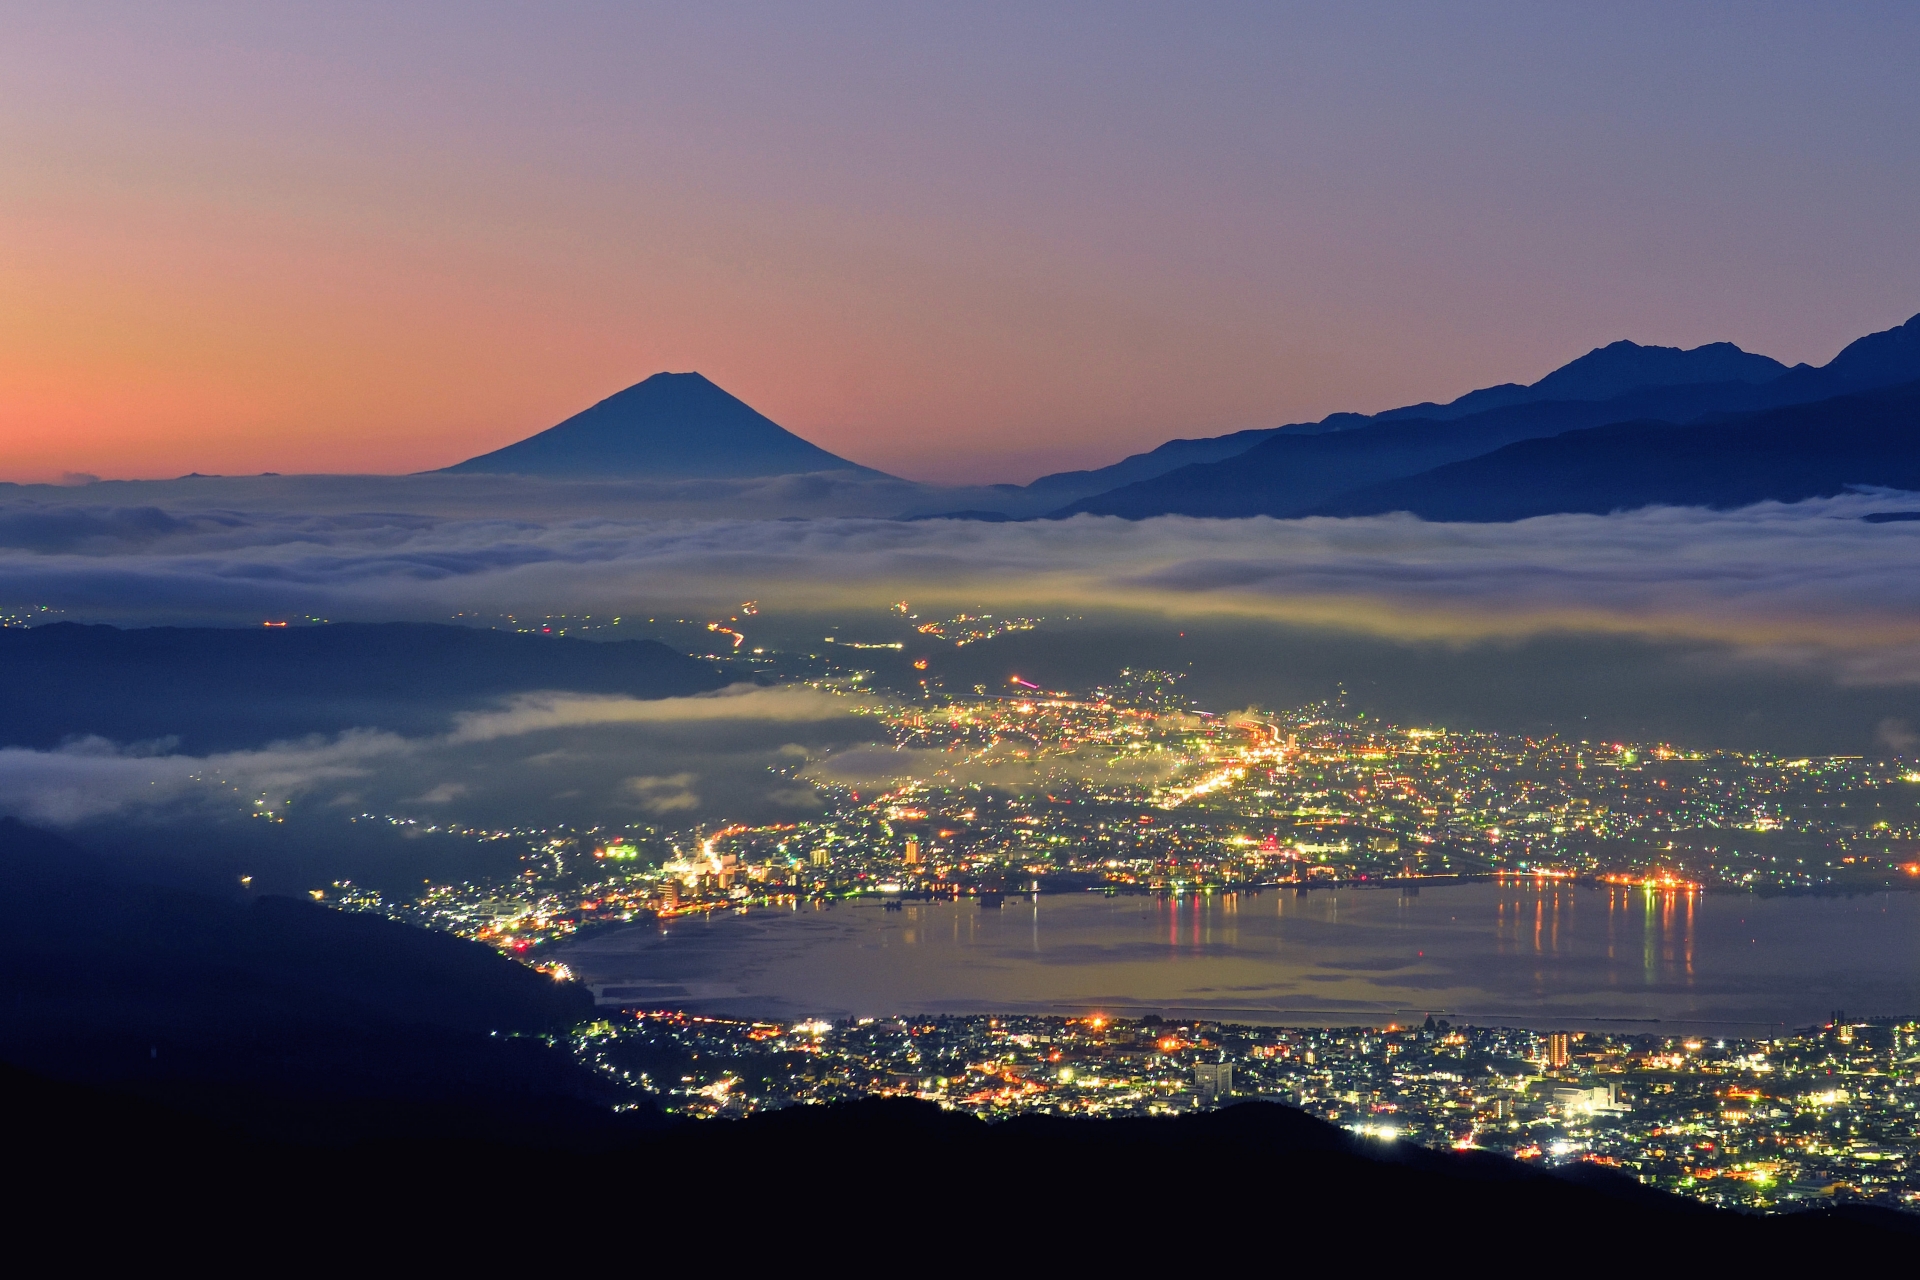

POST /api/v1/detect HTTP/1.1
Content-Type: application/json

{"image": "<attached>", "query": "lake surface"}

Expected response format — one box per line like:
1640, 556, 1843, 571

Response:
559, 883, 1920, 1034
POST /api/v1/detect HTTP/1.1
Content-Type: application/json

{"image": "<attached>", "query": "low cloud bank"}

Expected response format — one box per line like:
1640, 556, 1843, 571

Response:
0, 686, 873, 828
445, 685, 857, 741
0, 489, 1917, 678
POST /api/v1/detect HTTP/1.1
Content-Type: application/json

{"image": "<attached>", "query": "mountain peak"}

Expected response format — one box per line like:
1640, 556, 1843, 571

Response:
1372, 337, 1789, 425
1528, 339, 1787, 402
440, 373, 885, 480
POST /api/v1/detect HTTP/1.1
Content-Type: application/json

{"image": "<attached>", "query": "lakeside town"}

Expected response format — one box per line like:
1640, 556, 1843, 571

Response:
569, 1009, 1920, 1213
313, 633, 1920, 1217
331, 667, 1920, 958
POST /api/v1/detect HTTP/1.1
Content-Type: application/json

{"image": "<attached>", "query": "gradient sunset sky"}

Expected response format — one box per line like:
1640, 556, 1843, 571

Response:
5, 3, 1919, 485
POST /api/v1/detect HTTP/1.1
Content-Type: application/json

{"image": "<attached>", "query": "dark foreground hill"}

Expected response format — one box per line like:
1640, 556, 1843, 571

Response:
0, 620, 727, 750
0, 821, 1910, 1258
0, 819, 636, 1148
1316, 380, 1920, 521
7, 1077, 1912, 1261
440, 370, 883, 479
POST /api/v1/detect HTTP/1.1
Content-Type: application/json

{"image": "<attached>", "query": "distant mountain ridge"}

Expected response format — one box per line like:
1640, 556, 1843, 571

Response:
1022, 337, 1796, 506
1312, 379, 1920, 522
1763, 310, 1920, 402
1377, 338, 1790, 423
1051, 393, 1696, 520
1042, 311, 1920, 520
1021, 425, 1315, 499
442, 372, 885, 480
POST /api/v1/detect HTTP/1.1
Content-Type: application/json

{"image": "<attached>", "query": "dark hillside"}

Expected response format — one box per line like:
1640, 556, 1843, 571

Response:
6, 1078, 1911, 1260
0, 621, 726, 750
0, 819, 630, 1147
0, 817, 1908, 1254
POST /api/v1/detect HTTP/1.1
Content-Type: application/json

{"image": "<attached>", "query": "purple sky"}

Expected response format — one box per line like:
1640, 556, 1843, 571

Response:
5, 2, 1918, 483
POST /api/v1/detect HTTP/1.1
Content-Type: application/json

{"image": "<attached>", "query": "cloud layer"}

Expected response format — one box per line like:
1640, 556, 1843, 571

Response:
0, 686, 870, 828
2, 484, 1918, 678
3, 487, 1917, 834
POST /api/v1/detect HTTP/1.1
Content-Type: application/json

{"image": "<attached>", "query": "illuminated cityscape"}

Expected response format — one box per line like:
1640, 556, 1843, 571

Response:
311, 660, 1920, 1218
568, 1009, 1920, 1212
338, 672, 1920, 958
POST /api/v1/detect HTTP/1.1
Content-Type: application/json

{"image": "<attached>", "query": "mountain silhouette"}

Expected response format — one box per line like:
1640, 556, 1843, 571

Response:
1763, 310, 1920, 403
1513, 338, 1786, 400
1050, 312, 1920, 519
1052, 400, 1610, 519
1052, 382, 1790, 520
441, 372, 885, 480
1021, 425, 1323, 501
1310, 380, 1920, 521
1024, 340, 1790, 505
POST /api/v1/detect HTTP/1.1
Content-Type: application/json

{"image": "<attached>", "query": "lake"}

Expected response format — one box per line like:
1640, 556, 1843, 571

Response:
558, 882, 1920, 1034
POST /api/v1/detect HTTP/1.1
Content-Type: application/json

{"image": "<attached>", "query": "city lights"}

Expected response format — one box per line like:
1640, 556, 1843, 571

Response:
569, 1010, 1920, 1212
310, 668, 1920, 1216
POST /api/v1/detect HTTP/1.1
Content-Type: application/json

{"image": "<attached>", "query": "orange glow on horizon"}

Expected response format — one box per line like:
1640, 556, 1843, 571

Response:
4, 9, 1914, 488
0, 176, 1375, 485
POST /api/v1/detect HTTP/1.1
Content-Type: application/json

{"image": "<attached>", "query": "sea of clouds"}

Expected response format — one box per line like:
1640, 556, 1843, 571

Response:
2, 482, 1917, 830
1, 484, 1917, 668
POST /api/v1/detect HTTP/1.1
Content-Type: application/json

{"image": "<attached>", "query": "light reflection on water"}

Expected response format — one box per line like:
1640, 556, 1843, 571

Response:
560, 883, 1920, 1034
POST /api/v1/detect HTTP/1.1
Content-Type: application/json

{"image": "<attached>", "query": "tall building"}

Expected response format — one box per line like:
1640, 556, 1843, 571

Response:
1547, 1032, 1570, 1069
1194, 1062, 1233, 1104
904, 839, 920, 866
1547, 1083, 1622, 1113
